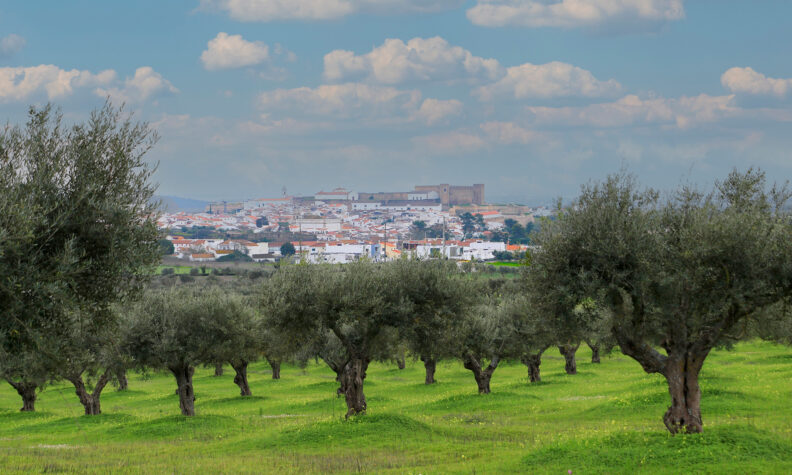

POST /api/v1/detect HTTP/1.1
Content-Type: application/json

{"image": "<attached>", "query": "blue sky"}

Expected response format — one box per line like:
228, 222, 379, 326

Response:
2, 1, 791, 204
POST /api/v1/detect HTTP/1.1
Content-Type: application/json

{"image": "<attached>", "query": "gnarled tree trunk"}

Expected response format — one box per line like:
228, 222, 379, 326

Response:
462, 354, 500, 394
340, 358, 369, 418
558, 343, 580, 375
614, 322, 709, 435
67, 369, 111, 416
521, 348, 546, 383
169, 364, 196, 416
396, 356, 406, 370
231, 360, 252, 396
662, 351, 706, 434
7, 380, 37, 412
421, 355, 437, 384
589, 343, 601, 363
115, 368, 129, 391
214, 363, 224, 377
266, 357, 281, 380
320, 356, 346, 396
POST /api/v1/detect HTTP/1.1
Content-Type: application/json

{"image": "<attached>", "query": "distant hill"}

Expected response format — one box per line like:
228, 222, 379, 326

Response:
154, 195, 209, 213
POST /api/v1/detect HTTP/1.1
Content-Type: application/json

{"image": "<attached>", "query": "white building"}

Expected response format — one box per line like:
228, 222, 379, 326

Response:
463, 241, 506, 261
295, 217, 342, 232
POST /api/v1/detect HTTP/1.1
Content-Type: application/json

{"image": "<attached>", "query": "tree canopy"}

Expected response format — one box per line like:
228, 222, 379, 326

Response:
528, 169, 792, 433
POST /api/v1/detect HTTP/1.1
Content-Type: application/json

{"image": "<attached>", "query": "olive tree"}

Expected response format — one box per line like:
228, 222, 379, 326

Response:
452, 279, 518, 394
392, 259, 471, 384
0, 346, 51, 411
264, 262, 402, 418
199, 293, 259, 396
499, 289, 556, 383
125, 287, 246, 415
529, 170, 792, 434
0, 103, 160, 412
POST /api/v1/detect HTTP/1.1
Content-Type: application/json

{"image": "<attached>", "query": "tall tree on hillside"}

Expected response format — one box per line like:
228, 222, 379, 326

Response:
0, 103, 160, 413
529, 170, 792, 434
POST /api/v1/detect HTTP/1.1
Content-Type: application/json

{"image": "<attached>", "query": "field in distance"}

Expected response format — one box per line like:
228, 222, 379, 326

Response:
0, 341, 791, 473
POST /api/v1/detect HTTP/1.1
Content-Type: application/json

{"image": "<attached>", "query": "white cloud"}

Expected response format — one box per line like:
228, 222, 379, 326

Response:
480, 121, 540, 144
721, 67, 792, 98
412, 98, 463, 125
526, 94, 740, 129
475, 61, 621, 100
95, 67, 179, 104
201, 32, 270, 70
324, 37, 502, 84
467, 0, 685, 29
0, 34, 26, 56
0, 65, 115, 103
258, 83, 421, 119
412, 131, 486, 154
200, 0, 463, 21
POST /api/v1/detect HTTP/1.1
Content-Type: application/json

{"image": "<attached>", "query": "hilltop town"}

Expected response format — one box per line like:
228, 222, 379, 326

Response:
157, 183, 554, 263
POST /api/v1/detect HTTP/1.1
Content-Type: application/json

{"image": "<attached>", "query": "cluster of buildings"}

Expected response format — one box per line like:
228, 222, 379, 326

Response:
159, 183, 552, 264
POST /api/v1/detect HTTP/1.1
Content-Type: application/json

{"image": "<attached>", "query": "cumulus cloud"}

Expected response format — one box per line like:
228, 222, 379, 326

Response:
721, 67, 792, 98
201, 32, 270, 70
412, 98, 463, 125
258, 83, 421, 119
467, 0, 685, 29
200, 0, 464, 21
526, 94, 739, 129
95, 67, 179, 104
324, 37, 502, 84
0, 34, 26, 56
475, 61, 621, 100
0, 65, 115, 103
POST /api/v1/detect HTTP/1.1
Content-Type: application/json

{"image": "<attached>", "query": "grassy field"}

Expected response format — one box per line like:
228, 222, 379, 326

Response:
1, 341, 790, 474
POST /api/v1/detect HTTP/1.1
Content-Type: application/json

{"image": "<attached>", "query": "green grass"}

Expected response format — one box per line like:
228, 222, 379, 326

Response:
490, 261, 521, 267
1, 341, 791, 473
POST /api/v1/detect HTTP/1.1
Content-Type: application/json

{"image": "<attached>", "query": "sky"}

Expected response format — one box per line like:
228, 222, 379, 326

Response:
1, 0, 791, 204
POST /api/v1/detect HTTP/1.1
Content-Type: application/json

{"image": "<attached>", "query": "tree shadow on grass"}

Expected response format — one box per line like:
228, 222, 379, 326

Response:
15, 413, 136, 436
109, 413, 239, 440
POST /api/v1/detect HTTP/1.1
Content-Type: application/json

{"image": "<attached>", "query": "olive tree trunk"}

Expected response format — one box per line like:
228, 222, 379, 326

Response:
521, 348, 546, 383
396, 356, 406, 370
340, 358, 369, 418
266, 357, 281, 380
615, 327, 708, 434
231, 360, 252, 396
7, 380, 37, 412
214, 363, 224, 377
66, 369, 111, 416
320, 356, 346, 396
169, 364, 196, 416
462, 355, 500, 394
662, 351, 705, 434
558, 343, 580, 375
115, 368, 129, 391
589, 344, 601, 363
421, 355, 437, 385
